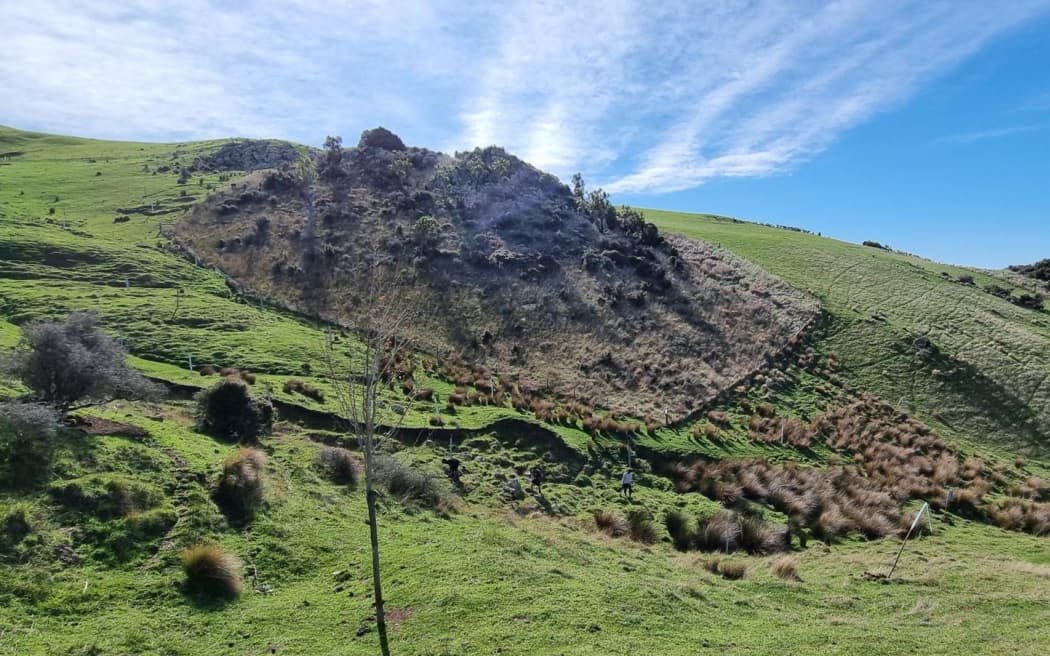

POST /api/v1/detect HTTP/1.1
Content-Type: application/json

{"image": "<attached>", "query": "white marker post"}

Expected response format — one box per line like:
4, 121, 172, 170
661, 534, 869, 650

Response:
888, 502, 930, 578
187, 354, 194, 372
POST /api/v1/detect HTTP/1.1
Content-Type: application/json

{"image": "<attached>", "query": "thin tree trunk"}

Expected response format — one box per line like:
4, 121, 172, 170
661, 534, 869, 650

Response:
364, 360, 391, 655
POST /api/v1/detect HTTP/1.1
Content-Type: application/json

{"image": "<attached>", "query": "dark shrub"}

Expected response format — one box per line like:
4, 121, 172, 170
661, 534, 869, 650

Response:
198, 365, 217, 376
213, 448, 266, 522
182, 544, 242, 599
0, 402, 59, 488
195, 378, 274, 442
316, 446, 358, 486
1014, 293, 1045, 310
2, 311, 162, 411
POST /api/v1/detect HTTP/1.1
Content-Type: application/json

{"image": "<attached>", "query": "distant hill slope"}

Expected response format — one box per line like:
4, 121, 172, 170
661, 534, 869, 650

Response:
644, 209, 1050, 458
175, 129, 818, 420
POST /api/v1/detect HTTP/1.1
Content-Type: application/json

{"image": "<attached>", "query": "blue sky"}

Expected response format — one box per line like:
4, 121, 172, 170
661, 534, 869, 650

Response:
1, 1, 1048, 267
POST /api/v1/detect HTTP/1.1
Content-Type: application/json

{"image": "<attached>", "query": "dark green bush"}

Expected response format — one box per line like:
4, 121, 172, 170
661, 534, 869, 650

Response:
0, 402, 59, 488
195, 378, 274, 442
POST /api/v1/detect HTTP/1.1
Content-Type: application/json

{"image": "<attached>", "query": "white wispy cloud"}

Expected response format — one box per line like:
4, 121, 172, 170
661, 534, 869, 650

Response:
939, 123, 1050, 144
1, 1, 1047, 192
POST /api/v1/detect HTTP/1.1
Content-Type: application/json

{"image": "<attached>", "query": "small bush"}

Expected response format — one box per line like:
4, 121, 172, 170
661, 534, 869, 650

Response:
374, 455, 442, 507
626, 508, 658, 544
198, 365, 217, 376
213, 449, 267, 522
0, 402, 60, 488
195, 378, 274, 442
771, 555, 801, 581
182, 544, 243, 599
593, 509, 628, 537
316, 446, 358, 487
283, 378, 326, 402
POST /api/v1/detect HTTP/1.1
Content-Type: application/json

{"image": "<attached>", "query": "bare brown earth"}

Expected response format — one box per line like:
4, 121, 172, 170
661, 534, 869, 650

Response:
175, 130, 818, 421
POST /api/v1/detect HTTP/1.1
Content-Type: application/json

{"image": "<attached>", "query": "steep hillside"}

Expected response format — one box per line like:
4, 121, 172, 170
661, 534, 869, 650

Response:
644, 210, 1050, 459
175, 129, 818, 420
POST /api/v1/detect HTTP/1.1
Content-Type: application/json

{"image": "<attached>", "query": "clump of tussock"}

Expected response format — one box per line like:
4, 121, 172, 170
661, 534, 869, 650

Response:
213, 448, 267, 522
282, 378, 326, 403
374, 455, 443, 508
316, 446, 359, 487
689, 510, 787, 555
626, 508, 658, 544
771, 555, 801, 581
718, 560, 747, 580
664, 509, 693, 551
181, 544, 243, 599
593, 509, 628, 537
702, 556, 746, 580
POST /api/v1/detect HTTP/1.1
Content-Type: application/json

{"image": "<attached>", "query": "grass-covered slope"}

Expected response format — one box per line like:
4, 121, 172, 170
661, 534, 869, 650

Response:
3, 399, 1050, 656
644, 210, 1050, 459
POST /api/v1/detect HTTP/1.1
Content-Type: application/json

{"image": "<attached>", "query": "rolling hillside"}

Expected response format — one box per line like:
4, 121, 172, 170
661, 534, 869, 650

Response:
2, 126, 1050, 655
643, 210, 1050, 460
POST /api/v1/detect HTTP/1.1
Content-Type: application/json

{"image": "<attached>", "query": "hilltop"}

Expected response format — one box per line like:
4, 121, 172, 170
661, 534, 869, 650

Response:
174, 128, 817, 420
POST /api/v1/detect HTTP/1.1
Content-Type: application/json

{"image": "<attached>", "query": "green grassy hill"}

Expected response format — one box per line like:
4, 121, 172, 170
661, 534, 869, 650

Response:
644, 210, 1050, 460
2, 127, 1049, 655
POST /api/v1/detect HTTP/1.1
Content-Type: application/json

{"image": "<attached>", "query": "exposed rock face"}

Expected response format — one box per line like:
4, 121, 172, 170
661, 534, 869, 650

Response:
191, 139, 302, 172
176, 128, 818, 419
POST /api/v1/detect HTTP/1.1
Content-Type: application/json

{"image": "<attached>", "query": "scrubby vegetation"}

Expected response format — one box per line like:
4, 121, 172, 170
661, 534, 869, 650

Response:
1, 311, 161, 411
195, 377, 274, 442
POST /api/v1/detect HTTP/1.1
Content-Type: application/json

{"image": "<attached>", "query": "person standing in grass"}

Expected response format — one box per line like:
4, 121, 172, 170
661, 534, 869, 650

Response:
620, 468, 634, 500
442, 454, 462, 485
529, 466, 544, 495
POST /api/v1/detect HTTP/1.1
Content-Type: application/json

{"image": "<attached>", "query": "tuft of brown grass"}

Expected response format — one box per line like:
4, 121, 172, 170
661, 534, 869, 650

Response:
213, 448, 267, 522
316, 446, 358, 487
718, 560, 747, 580
181, 544, 243, 599
626, 508, 658, 544
593, 509, 628, 538
771, 555, 801, 581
